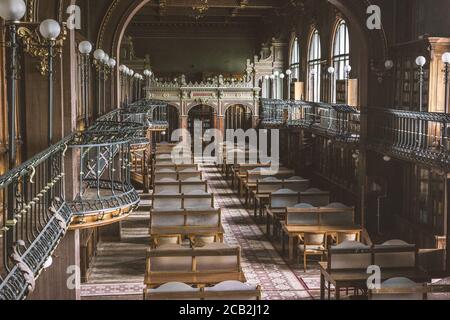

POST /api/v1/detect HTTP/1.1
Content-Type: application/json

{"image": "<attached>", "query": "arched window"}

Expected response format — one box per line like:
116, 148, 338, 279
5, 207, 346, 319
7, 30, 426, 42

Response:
308, 29, 321, 102
290, 36, 300, 81
331, 20, 350, 102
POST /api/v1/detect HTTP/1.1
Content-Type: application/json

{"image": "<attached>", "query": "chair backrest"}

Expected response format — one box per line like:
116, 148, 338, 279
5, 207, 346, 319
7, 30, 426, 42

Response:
154, 179, 180, 193
300, 188, 330, 207
154, 164, 177, 171
150, 209, 221, 228
270, 189, 300, 209
283, 179, 310, 192
152, 192, 183, 209
180, 180, 208, 193
257, 178, 284, 194
176, 164, 199, 172
328, 241, 372, 270
151, 210, 186, 227
183, 191, 214, 209
285, 204, 319, 226
303, 232, 326, 246
373, 240, 417, 269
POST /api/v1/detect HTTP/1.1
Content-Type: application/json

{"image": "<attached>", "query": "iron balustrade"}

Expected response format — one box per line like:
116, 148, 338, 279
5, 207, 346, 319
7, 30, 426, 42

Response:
0, 137, 73, 300
367, 108, 450, 170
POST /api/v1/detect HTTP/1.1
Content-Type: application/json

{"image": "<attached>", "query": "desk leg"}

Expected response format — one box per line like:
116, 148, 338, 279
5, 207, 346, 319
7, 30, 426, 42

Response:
288, 236, 294, 260
320, 273, 325, 300
254, 198, 258, 217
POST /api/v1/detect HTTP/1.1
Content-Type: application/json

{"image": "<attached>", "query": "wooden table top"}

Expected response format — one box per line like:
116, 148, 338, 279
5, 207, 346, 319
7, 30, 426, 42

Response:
281, 223, 362, 234
150, 226, 224, 236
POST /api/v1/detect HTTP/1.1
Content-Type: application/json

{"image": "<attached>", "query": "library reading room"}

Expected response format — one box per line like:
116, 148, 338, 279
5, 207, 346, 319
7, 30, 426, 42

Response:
1, 0, 450, 306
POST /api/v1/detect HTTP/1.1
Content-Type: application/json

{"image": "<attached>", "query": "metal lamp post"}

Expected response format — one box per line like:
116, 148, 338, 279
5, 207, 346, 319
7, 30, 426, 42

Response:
78, 41, 92, 129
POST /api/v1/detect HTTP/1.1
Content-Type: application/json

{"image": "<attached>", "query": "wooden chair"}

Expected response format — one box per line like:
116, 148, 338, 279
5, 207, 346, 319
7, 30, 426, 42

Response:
335, 231, 360, 244
298, 232, 327, 272
253, 178, 283, 217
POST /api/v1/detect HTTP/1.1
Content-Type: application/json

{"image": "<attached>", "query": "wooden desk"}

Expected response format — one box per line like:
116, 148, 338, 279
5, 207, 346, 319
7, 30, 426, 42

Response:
145, 271, 246, 288
150, 226, 225, 242
281, 223, 363, 260
318, 262, 430, 300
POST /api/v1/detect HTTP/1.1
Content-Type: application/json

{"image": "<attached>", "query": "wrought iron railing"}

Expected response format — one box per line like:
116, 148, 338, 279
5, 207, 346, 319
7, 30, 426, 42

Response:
367, 107, 450, 169
0, 137, 73, 300
260, 99, 286, 127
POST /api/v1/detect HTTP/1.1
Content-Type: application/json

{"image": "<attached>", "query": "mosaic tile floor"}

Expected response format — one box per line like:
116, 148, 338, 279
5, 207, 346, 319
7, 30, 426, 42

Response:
81, 164, 322, 300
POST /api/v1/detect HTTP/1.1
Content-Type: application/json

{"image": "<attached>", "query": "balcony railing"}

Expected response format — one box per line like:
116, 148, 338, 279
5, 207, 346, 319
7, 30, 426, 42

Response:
0, 99, 166, 299
367, 107, 450, 169
0, 137, 73, 300
261, 99, 360, 144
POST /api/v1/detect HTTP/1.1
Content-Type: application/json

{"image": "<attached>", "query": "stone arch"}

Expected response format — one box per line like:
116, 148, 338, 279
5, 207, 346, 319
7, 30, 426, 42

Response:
186, 102, 218, 115
223, 102, 255, 116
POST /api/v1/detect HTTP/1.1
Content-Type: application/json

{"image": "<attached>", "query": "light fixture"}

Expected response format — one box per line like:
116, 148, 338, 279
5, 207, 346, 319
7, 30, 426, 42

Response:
443, 52, 450, 64
101, 53, 109, 65
39, 19, 61, 40
264, 75, 270, 80
93, 49, 105, 61
108, 58, 116, 69
279, 73, 285, 79
270, 74, 275, 79
274, 70, 280, 77
383, 155, 391, 162
327, 66, 335, 74
384, 60, 394, 70
415, 56, 426, 67
310, 69, 317, 76
344, 64, 352, 74
286, 69, 292, 76
78, 41, 92, 54
0, 0, 26, 21
119, 65, 126, 73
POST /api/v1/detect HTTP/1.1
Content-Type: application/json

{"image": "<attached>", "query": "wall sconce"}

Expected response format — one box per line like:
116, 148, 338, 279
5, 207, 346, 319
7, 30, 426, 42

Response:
327, 66, 335, 103
285, 69, 292, 100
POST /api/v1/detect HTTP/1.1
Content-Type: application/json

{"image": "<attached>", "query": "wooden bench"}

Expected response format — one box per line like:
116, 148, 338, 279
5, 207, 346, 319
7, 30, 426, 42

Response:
150, 208, 224, 245
281, 203, 360, 260
320, 240, 429, 299
369, 278, 450, 300
232, 163, 272, 196
252, 177, 310, 217
144, 243, 246, 288
151, 191, 214, 211
243, 167, 296, 205
144, 281, 261, 300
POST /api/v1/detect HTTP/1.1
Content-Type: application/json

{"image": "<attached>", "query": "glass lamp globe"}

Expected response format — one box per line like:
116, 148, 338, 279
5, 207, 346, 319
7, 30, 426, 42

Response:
78, 41, 92, 54
102, 54, 109, 65
327, 66, 335, 74
108, 58, 116, 68
129, 70, 135, 77
0, 0, 26, 21
39, 19, 61, 40
119, 65, 126, 72
270, 75, 275, 80
285, 69, 292, 76
415, 56, 426, 67
384, 60, 394, 70
310, 69, 317, 76
93, 49, 105, 61
442, 52, 450, 64
264, 75, 270, 80
344, 65, 352, 73
273, 71, 280, 77
279, 73, 285, 79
